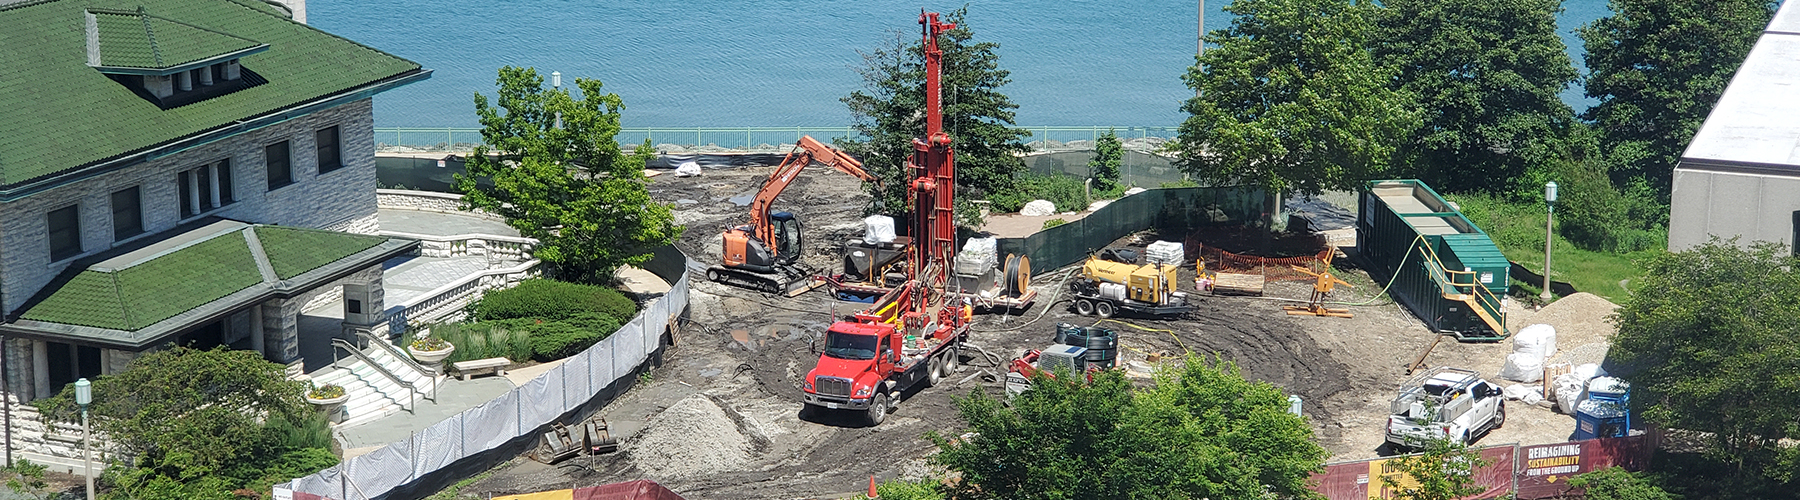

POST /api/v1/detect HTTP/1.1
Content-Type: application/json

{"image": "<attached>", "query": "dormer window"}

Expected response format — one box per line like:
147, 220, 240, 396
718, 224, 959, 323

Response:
84, 7, 269, 109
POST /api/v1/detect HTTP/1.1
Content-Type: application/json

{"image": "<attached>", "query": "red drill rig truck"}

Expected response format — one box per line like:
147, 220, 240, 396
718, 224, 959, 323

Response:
708, 135, 876, 295
801, 12, 970, 425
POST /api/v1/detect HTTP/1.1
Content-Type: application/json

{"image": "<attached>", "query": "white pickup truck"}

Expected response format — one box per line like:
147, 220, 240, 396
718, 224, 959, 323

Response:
1385, 367, 1506, 449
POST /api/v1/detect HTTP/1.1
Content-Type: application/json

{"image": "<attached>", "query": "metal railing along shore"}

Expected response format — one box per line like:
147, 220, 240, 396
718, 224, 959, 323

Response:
374, 125, 1179, 153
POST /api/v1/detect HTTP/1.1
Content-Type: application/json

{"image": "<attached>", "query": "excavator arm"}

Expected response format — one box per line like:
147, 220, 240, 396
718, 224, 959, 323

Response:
748, 135, 875, 248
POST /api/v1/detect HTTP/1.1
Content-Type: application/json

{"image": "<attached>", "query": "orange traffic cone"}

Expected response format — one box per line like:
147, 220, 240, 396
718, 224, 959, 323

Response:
868, 475, 879, 499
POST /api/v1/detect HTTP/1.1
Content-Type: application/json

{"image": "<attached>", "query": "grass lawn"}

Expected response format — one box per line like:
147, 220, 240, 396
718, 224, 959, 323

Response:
1445, 193, 1658, 304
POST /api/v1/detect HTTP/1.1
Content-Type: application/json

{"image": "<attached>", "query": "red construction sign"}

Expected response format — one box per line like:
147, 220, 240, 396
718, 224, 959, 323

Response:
1514, 435, 1655, 499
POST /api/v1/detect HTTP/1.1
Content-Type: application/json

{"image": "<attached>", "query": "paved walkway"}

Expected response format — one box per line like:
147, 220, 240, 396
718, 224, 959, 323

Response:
336, 375, 517, 453
379, 208, 519, 237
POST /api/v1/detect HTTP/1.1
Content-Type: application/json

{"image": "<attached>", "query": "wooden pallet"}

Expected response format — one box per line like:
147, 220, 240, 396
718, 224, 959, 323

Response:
1211, 273, 1265, 296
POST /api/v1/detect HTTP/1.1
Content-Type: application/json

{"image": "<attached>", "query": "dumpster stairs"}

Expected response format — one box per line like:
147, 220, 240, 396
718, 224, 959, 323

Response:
1421, 246, 1508, 342
311, 337, 443, 428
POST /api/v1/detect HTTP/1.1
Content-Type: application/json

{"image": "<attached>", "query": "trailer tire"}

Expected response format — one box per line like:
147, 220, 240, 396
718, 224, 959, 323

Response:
1075, 299, 1096, 316
1096, 301, 1116, 319
867, 393, 889, 426
926, 355, 944, 387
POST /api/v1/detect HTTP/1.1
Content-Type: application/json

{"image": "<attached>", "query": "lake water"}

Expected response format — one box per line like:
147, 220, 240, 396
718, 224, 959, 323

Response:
310, 0, 1613, 129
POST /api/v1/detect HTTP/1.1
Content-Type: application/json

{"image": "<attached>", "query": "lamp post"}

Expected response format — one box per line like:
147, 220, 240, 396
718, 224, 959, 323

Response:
1541, 181, 1558, 301
74, 378, 93, 500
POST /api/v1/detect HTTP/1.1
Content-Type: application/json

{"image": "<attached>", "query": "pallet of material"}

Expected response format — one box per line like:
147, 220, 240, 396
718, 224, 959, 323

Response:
1211, 273, 1265, 296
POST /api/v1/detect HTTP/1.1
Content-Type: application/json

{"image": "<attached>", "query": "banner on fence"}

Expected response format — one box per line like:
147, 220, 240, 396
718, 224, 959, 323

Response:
1312, 445, 1514, 500
1515, 435, 1655, 499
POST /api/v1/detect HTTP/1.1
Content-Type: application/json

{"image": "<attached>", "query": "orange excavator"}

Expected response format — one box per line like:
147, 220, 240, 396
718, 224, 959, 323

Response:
707, 135, 876, 295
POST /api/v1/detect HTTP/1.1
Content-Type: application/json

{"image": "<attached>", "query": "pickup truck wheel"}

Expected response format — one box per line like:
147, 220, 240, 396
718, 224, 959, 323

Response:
926, 355, 944, 387
867, 393, 888, 425
1075, 299, 1096, 316
1096, 301, 1116, 319
1494, 402, 1507, 430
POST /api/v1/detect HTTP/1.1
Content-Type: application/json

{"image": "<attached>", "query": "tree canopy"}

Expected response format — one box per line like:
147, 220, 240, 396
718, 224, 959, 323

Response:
1610, 239, 1800, 477
1088, 129, 1123, 194
1380, 440, 1490, 500
1372, 0, 1578, 195
840, 7, 1032, 226
457, 66, 682, 284
1176, 0, 1419, 198
931, 355, 1325, 499
35, 347, 337, 499
1578, 0, 1779, 199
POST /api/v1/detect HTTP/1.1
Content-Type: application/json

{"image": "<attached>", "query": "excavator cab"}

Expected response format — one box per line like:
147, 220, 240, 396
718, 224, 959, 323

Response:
772, 212, 802, 265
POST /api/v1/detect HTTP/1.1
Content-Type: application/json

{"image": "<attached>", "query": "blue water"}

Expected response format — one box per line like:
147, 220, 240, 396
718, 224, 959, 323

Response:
310, 0, 1612, 129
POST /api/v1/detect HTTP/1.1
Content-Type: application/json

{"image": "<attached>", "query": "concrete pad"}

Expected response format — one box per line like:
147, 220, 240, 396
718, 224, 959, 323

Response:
616, 266, 670, 294
378, 208, 519, 238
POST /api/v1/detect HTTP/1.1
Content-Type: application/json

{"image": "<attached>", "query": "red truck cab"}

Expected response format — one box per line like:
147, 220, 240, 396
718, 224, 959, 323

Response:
801, 307, 964, 425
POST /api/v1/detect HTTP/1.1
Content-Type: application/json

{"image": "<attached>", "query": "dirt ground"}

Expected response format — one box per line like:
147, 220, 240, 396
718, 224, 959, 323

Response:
450, 166, 1621, 499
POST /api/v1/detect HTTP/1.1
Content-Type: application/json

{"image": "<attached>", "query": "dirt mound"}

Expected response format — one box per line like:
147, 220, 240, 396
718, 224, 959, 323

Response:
628, 395, 770, 478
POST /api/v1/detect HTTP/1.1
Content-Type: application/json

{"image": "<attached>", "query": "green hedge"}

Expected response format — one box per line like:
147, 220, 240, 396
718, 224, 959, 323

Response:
989, 172, 1089, 213
472, 279, 637, 323
411, 313, 622, 364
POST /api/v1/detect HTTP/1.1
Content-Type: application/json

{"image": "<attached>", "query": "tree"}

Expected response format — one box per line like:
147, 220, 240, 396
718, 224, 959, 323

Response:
1578, 0, 1778, 199
840, 7, 1032, 227
931, 355, 1326, 499
1088, 129, 1123, 194
1610, 239, 1800, 477
457, 66, 682, 284
1379, 439, 1490, 500
34, 347, 337, 499
1372, 0, 1579, 196
1177, 0, 1420, 200
1566, 467, 1678, 500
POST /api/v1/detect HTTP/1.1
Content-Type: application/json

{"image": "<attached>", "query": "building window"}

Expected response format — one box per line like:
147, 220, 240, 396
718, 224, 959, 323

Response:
48, 205, 81, 261
179, 160, 234, 219
316, 126, 343, 173
266, 141, 291, 190
111, 187, 143, 241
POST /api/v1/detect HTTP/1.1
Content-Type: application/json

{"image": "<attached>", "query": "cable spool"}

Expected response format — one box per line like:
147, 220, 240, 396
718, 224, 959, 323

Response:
1084, 348, 1117, 369
1053, 322, 1084, 344
1061, 327, 1090, 349
1013, 255, 1030, 296
1002, 254, 1021, 298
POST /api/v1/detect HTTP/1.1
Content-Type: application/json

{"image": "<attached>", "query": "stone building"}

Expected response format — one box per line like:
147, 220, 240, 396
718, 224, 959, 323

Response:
0, 0, 428, 402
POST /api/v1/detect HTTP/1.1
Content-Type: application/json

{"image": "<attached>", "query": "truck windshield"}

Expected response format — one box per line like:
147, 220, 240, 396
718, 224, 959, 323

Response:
823, 332, 877, 360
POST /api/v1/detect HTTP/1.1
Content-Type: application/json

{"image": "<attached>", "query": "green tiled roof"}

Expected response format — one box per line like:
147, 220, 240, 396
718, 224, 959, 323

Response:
0, 0, 422, 187
256, 225, 384, 279
22, 232, 260, 330
19, 223, 407, 333
91, 7, 262, 70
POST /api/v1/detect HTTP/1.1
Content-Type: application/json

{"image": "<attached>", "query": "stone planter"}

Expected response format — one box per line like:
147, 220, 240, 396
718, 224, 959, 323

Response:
408, 343, 455, 365
306, 393, 350, 424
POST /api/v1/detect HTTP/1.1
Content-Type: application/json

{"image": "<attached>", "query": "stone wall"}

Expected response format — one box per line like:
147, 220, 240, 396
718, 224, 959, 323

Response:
3, 394, 119, 475
0, 99, 381, 315
375, 189, 506, 221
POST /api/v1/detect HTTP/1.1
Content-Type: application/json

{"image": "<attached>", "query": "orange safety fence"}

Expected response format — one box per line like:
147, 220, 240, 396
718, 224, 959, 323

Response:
1188, 241, 1333, 283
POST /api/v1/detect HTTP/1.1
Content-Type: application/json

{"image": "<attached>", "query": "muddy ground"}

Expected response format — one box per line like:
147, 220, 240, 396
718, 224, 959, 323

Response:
451, 166, 1615, 499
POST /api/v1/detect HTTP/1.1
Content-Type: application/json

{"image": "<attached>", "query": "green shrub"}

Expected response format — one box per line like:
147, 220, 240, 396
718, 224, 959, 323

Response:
528, 313, 620, 361
408, 322, 533, 364
989, 172, 1088, 213
1042, 218, 1067, 229
472, 279, 637, 323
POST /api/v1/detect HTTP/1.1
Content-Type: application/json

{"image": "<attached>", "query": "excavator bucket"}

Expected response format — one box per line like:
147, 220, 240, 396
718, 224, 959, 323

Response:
584, 418, 620, 455
531, 423, 582, 464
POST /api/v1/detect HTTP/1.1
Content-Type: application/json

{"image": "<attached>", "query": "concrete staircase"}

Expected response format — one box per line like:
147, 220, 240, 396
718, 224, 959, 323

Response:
310, 341, 442, 428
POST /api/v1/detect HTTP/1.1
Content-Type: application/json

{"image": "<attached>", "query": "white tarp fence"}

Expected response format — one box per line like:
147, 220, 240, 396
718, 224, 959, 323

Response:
287, 270, 688, 500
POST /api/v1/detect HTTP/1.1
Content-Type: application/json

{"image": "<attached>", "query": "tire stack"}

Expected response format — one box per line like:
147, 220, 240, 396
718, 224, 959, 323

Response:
1051, 324, 1119, 369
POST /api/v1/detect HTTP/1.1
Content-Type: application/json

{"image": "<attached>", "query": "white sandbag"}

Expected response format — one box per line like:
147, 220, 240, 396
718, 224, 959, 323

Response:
1500, 353, 1544, 383
1573, 363, 1607, 381
1521, 388, 1545, 406
1087, 200, 1112, 212
1145, 241, 1185, 266
1502, 384, 1532, 400
1553, 372, 1589, 414
674, 161, 702, 177
863, 215, 896, 245
961, 237, 997, 260
1020, 200, 1057, 216
1512, 324, 1558, 360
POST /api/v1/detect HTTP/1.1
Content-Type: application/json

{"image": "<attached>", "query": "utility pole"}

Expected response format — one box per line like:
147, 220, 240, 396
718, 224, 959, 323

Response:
1196, 0, 1205, 97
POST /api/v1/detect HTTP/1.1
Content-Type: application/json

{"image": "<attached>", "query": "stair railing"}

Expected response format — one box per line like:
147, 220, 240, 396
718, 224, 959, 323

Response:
330, 338, 425, 412
353, 329, 440, 402
1416, 241, 1507, 336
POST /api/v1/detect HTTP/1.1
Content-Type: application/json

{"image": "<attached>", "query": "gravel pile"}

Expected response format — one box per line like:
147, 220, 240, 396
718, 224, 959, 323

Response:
628, 395, 763, 478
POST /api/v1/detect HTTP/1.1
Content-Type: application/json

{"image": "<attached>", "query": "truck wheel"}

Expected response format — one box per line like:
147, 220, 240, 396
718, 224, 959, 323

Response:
706, 269, 721, 282
1096, 301, 1116, 318
1075, 299, 1096, 316
1494, 402, 1506, 430
866, 393, 888, 425
947, 344, 962, 373
926, 355, 944, 387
